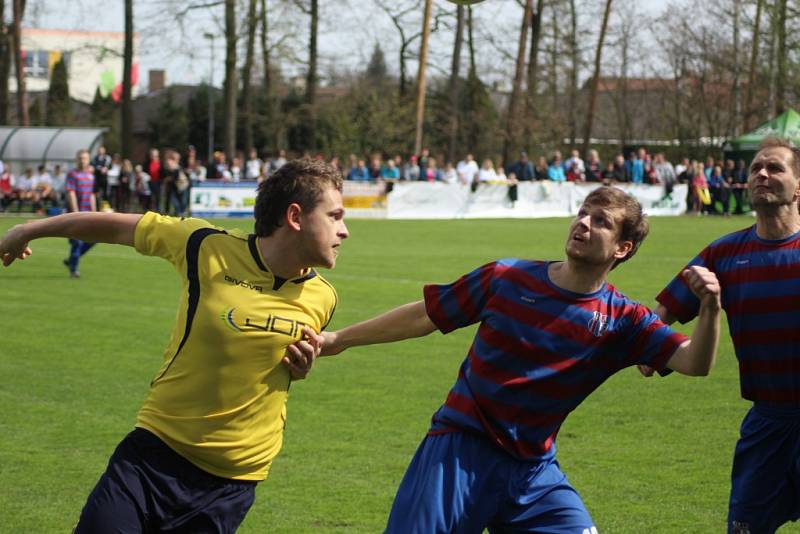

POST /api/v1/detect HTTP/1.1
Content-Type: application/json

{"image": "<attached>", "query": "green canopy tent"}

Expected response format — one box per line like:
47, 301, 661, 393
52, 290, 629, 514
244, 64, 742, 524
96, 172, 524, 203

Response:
723, 109, 800, 164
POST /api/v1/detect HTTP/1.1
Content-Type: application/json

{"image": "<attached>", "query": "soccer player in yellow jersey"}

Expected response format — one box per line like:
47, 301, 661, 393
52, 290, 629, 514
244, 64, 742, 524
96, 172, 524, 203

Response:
0, 159, 346, 532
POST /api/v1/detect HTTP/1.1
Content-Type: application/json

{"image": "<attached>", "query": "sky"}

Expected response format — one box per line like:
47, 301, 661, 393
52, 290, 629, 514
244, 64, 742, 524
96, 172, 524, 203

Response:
23, 0, 670, 92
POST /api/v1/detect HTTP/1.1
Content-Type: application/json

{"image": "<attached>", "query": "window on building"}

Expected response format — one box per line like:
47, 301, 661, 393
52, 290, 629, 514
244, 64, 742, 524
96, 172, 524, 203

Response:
23, 50, 50, 79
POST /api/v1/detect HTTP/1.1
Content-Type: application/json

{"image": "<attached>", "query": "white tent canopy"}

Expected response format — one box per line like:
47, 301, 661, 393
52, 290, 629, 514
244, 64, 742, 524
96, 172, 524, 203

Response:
0, 126, 107, 175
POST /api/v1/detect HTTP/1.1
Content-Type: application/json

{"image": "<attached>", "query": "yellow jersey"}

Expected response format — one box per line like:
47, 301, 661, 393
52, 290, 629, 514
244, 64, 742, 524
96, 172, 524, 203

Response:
133, 212, 337, 481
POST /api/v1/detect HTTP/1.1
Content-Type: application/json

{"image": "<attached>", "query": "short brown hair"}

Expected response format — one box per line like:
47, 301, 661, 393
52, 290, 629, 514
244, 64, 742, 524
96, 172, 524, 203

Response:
758, 137, 800, 177
254, 158, 343, 237
582, 186, 649, 269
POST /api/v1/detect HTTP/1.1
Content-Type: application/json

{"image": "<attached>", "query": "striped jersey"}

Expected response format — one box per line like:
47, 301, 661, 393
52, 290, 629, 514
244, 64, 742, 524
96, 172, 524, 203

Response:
423, 259, 688, 461
133, 212, 337, 480
656, 225, 800, 405
66, 169, 95, 212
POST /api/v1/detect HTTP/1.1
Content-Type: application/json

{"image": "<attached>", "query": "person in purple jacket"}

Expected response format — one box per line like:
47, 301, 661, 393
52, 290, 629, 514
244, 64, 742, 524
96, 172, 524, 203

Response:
296, 186, 722, 533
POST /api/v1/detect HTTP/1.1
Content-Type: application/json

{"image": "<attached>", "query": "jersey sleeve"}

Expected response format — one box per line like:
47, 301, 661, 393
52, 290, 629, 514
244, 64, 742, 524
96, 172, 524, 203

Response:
618, 303, 690, 371
423, 261, 496, 334
65, 171, 76, 193
134, 212, 216, 272
655, 250, 711, 324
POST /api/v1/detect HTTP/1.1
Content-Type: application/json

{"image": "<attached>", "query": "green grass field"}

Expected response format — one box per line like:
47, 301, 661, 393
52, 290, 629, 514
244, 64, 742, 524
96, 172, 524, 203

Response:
0, 213, 796, 533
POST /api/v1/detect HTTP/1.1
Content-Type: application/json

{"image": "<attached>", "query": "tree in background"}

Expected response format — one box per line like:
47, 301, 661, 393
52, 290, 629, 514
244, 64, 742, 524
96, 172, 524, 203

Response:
223, 0, 237, 159
45, 57, 70, 126
121, 0, 133, 160
149, 88, 188, 153
90, 88, 120, 154
0, 0, 10, 124
11, 0, 27, 126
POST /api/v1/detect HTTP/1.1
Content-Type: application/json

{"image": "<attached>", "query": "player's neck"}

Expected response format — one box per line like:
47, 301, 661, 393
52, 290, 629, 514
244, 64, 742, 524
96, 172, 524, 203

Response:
755, 206, 800, 240
548, 260, 609, 295
256, 234, 307, 280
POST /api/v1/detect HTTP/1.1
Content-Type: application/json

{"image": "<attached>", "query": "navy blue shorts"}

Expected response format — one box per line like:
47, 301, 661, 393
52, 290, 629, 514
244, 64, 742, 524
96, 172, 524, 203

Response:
73, 428, 257, 534
728, 405, 800, 534
385, 432, 595, 534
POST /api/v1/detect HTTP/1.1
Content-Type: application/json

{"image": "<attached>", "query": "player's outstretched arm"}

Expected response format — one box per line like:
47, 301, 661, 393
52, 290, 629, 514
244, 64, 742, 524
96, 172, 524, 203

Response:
320, 300, 437, 356
0, 212, 142, 267
639, 303, 680, 377
663, 266, 721, 376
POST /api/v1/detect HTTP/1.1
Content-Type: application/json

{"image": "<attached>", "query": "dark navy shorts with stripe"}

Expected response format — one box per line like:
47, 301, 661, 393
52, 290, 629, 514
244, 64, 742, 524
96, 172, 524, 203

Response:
73, 428, 257, 534
728, 404, 800, 534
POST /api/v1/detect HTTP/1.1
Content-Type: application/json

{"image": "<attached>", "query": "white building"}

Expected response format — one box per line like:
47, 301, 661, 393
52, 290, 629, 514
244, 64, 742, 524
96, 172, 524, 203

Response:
8, 28, 140, 104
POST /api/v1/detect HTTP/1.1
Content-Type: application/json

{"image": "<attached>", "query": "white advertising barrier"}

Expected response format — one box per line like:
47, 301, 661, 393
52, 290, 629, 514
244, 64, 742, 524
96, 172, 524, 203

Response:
387, 182, 687, 219
571, 183, 688, 216
191, 183, 258, 218
190, 181, 389, 218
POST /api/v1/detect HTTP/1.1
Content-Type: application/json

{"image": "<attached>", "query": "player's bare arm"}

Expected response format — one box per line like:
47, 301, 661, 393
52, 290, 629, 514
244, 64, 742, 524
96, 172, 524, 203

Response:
663, 265, 722, 376
0, 212, 142, 267
319, 300, 437, 356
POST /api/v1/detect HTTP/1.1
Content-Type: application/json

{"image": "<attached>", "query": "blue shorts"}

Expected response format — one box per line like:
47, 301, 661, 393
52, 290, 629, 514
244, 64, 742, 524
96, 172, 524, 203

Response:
385, 431, 595, 534
73, 428, 256, 534
728, 405, 800, 534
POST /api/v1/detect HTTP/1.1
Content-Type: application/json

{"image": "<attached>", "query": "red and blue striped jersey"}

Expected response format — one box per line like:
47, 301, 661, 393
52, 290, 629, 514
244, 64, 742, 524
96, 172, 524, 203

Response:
656, 225, 800, 405
66, 169, 95, 212
423, 259, 688, 461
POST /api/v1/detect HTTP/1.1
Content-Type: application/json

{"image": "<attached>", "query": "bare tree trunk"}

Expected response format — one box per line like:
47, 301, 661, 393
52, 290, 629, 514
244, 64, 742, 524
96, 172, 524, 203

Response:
223, 0, 237, 159
121, 0, 133, 159
413, 0, 432, 156
305, 0, 318, 151
523, 0, 544, 144
767, 3, 776, 113
0, 0, 10, 124
581, 0, 613, 156
12, 0, 27, 126
241, 0, 258, 154
549, 5, 558, 115
447, 4, 465, 164
502, 0, 532, 164
260, 0, 278, 151
774, 0, 786, 115
468, 6, 476, 76
567, 0, 578, 145
745, 0, 763, 129
730, 0, 741, 136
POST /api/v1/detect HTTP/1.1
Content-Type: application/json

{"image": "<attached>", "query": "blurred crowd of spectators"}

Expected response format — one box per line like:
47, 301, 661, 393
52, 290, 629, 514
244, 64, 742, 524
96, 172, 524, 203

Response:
0, 144, 750, 217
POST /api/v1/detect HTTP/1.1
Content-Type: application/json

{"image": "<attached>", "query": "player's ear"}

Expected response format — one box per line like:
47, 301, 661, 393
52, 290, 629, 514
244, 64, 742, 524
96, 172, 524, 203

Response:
286, 203, 303, 231
614, 239, 633, 261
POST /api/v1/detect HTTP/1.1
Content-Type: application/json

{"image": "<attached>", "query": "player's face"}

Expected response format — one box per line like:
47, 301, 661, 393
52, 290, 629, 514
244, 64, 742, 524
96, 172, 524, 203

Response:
748, 147, 800, 208
300, 185, 348, 269
565, 203, 630, 267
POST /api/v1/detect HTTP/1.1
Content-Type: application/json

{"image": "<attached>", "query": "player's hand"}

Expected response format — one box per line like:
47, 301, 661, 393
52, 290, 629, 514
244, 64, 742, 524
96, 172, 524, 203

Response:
282, 326, 323, 380
637, 364, 656, 377
0, 224, 33, 267
682, 266, 721, 311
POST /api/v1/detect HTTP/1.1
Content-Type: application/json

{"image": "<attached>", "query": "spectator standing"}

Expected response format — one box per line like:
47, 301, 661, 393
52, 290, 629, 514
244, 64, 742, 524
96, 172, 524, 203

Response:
457, 154, 479, 185
52, 164, 68, 206
348, 159, 370, 182
477, 158, 497, 183
119, 159, 134, 213
534, 156, 549, 181
64, 149, 96, 277
585, 150, 603, 182
107, 154, 122, 211
135, 165, 152, 212
708, 164, 730, 215
507, 151, 535, 181
404, 155, 421, 182
15, 168, 39, 212
439, 162, 456, 184
245, 148, 264, 181
613, 154, 628, 182
548, 154, 566, 182
0, 168, 14, 211
269, 149, 287, 174
654, 153, 677, 198
92, 146, 112, 207
565, 149, 585, 178
230, 156, 242, 183
166, 153, 190, 217
146, 148, 162, 212
380, 159, 400, 180
731, 159, 748, 214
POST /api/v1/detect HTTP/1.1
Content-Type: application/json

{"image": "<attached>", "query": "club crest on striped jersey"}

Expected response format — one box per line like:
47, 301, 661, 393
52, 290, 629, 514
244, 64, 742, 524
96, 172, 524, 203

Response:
587, 311, 609, 337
